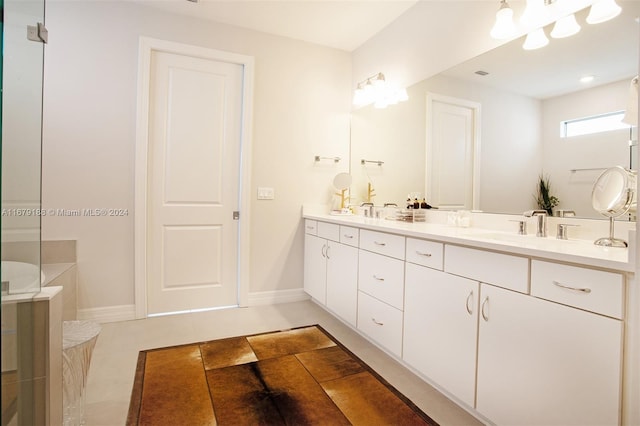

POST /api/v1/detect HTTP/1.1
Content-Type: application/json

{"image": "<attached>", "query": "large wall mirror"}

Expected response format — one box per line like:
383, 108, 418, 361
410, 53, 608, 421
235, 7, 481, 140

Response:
350, 2, 639, 219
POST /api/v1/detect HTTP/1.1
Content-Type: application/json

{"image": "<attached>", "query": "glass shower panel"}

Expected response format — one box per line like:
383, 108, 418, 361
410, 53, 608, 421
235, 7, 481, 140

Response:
2, 0, 46, 424
1, 0, 45, 294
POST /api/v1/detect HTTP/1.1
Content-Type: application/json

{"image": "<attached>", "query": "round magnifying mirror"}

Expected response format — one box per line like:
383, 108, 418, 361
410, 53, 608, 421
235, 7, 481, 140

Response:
333, 172, 352, 190
591, 166, 636, 247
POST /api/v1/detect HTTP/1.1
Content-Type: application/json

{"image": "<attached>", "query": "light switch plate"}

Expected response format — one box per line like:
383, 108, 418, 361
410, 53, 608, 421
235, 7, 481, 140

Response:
257, 187, 275, 200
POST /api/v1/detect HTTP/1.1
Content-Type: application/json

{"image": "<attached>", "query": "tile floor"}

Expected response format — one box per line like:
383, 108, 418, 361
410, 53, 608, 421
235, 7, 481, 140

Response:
84, 300, 482, 425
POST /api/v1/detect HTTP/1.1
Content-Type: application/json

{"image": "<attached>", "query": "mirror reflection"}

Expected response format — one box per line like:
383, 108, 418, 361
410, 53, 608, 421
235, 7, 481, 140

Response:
350, 2, 639, 218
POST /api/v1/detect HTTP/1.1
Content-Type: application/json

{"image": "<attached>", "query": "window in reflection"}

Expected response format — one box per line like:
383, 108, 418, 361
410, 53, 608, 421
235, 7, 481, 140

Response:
561, 110, 628, 137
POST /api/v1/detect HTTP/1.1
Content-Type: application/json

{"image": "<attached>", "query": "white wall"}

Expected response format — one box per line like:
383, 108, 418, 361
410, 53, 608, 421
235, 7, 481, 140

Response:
41, 1, 351, 315
352, 1, 502, 91
542, 79, 632, 218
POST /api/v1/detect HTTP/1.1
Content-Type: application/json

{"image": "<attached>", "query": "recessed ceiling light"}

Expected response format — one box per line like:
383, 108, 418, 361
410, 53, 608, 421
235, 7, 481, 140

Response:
580, 75, 595, 83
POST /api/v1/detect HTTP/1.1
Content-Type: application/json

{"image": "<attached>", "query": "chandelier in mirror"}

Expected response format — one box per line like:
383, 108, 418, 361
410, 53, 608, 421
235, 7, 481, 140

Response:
490, 0, 622, 50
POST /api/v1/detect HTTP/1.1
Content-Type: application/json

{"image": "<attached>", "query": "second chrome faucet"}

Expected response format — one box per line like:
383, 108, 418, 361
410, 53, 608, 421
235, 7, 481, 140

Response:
523, 210, 548, 237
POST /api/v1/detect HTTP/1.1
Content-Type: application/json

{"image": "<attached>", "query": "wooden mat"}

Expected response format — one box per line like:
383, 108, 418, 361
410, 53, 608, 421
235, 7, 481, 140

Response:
127, 325, 437, 425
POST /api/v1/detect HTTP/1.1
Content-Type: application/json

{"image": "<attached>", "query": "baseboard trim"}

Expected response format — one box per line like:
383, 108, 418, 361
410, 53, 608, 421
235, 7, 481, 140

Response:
248, 288, 309, 306
77, 290, 309, 321
77, 304, 136, 323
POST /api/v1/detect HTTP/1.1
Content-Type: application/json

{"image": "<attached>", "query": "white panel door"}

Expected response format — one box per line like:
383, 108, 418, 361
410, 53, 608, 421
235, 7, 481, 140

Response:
426, 94, 480, 210
146, 50, 243, 315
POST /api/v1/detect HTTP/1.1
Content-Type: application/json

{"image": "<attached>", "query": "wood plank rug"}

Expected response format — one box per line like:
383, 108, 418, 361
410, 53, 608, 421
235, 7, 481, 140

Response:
127, 325, 438, 425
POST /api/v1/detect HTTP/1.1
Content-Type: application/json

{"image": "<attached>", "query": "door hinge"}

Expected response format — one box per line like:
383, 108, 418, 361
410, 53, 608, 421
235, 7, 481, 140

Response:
233, 211, 240, 220
27, 22, 48, 44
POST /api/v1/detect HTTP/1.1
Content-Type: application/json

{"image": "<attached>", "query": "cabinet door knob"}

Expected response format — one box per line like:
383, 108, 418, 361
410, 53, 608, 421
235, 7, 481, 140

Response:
481, 296, 490, 321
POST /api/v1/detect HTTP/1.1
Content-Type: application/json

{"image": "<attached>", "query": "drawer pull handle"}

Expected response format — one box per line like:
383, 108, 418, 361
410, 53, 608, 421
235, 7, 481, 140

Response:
321, 244, 327, 258
481, 296, 489, 322
466, 290, 474, 315
326, 246, 331, 260
374, 241, 387, 246
371, 318, 384, 326
306, 226, 315, 230
373, 275, 385, 281
553, 281, 592, 294
416, 251, 432, 257
343, 234, 354, 239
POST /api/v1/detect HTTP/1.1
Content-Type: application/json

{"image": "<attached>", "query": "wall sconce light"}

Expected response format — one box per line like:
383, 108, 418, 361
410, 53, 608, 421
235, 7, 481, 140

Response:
490, 0, 621, 50
353, 72, 408, 108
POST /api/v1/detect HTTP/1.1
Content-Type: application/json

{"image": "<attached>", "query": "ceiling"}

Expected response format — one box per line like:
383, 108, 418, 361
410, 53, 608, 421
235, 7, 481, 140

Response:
133, 0, 419, 52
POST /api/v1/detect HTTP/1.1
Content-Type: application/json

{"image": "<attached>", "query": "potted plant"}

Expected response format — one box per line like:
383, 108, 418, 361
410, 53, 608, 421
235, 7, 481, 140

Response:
535, 174, 559, 215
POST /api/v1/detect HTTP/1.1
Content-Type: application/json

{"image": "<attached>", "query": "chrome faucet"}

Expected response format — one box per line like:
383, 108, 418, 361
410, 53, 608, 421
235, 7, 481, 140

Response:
360, 202, 374, 217
524, 210, 548, 237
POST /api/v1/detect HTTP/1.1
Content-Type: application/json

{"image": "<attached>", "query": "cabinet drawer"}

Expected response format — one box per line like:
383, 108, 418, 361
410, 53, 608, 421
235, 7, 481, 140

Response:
531, 260, 624, 319
359, 229, 405, 260
304, 219, 317, 235
339, 226, 359, 247
357, 291, 403, 357
406, 238, 443, 270
444, 245, 529, 293
317, 222, 339, 241
359, 250, 405, 310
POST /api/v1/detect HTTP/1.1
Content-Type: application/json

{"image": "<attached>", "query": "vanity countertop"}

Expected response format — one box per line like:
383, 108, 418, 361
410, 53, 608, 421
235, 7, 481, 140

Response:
303, 211, 635, 273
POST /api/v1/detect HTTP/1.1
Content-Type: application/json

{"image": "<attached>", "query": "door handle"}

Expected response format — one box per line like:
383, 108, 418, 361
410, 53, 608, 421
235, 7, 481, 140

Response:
481, 296, 489, 322
466, 290, 474, 315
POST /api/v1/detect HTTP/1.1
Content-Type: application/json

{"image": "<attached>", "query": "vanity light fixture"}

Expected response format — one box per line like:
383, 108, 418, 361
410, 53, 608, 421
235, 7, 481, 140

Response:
520, 0, 550, 28
550, 13, 581, 38
490, 0, 621, 49
490, 0, 517, 39
523, 28, 549, 50
352, 72, 408, 108
586, 0, 622, 24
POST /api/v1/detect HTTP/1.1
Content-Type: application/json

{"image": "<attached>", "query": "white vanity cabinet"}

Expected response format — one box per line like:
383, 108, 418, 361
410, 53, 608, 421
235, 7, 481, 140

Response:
303, 220, 358, 325
404, 262, 479, 407
303, 215, 629, 426
476, 283, 623, 426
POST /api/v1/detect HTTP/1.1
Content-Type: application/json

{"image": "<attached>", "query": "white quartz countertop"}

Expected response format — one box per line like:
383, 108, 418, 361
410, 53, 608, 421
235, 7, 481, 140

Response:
303, 211, 635, 273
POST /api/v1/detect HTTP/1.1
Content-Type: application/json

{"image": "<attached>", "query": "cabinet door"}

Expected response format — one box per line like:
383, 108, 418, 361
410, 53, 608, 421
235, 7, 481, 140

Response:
477, 284, 622, 426
326, 241, 358, 326
303, 234, 327, 304
403, 263, 479, 407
